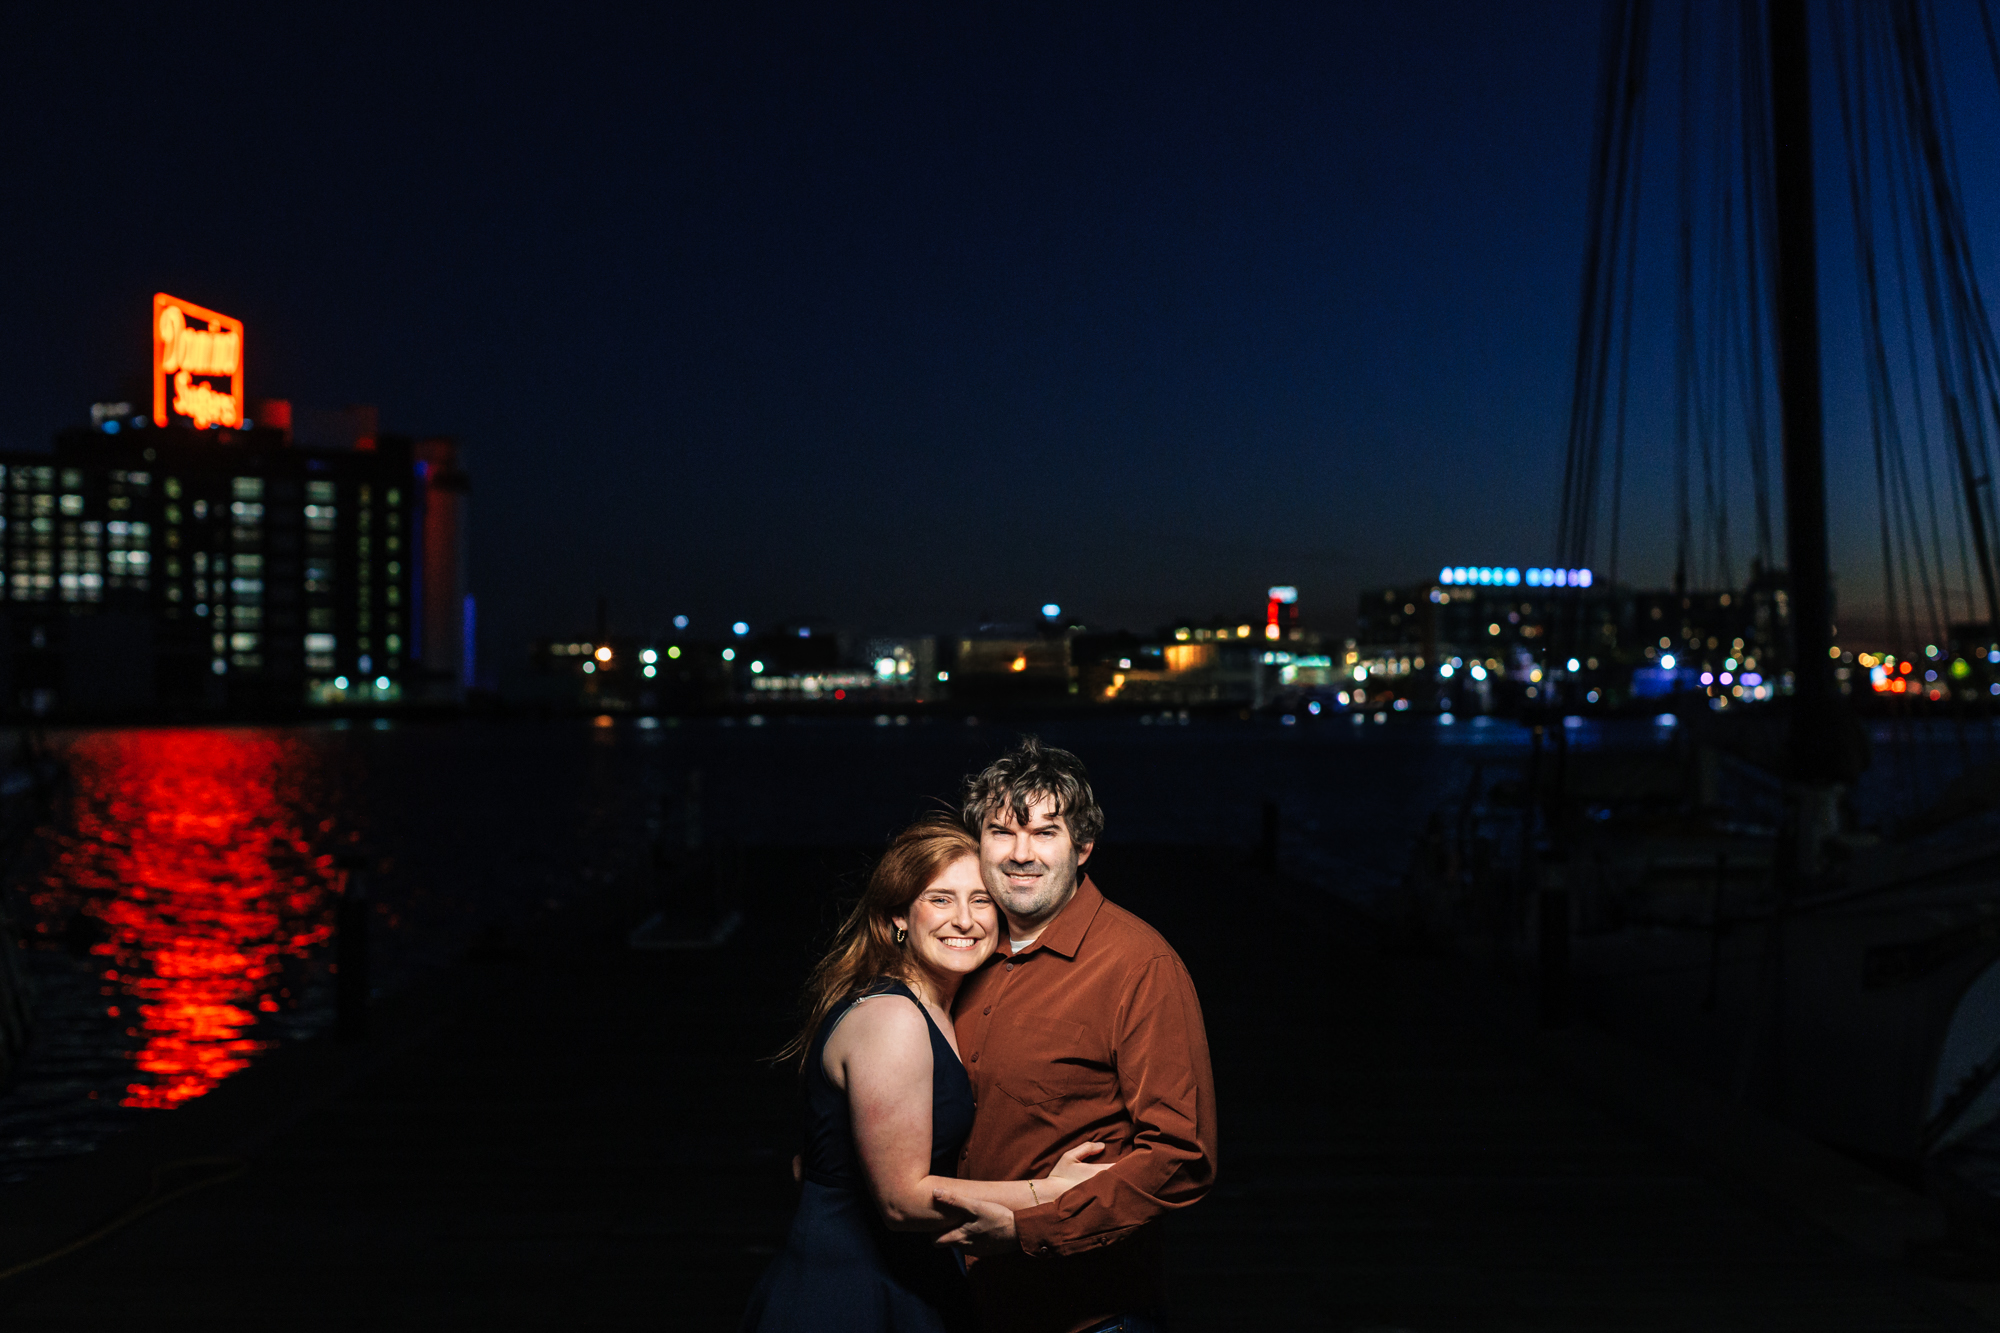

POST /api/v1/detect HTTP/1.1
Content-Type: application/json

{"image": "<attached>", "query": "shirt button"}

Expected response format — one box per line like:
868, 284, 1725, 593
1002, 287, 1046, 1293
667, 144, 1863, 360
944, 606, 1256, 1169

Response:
971, 1052, 979, 1062
983, 1006, 991, 1015
1004, 962, 1013, 971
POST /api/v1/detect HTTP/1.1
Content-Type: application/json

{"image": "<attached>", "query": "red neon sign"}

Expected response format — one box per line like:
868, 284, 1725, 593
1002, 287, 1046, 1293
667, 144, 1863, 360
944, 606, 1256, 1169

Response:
152, 293, 245, 429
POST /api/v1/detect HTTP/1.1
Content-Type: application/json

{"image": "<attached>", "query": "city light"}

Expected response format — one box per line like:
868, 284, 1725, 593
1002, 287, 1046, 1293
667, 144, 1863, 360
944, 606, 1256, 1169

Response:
667, 646, 681, 659
1566, 657, 1580, 671
642, 665, 656, 678
640, 649, 657, 664
593, 646, 611, 663
750, 660, 764, 673
1660, 653, 1677, 669
333, 676, 349, 689
1437, 566, 1593, 588
673, 615, 689, 629
1041, 603, 1061, 618
374, 676, 389, 690
721, 648, 735, 662
732, 622, 748, 636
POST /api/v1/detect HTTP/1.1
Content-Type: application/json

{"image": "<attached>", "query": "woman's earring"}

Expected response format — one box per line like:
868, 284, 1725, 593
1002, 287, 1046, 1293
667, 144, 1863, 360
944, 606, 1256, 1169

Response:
894, 926, 908, 945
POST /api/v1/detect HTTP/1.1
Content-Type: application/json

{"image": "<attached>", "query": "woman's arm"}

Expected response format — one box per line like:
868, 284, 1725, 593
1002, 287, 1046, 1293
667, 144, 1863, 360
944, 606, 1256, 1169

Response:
829, 998, 1100, 1230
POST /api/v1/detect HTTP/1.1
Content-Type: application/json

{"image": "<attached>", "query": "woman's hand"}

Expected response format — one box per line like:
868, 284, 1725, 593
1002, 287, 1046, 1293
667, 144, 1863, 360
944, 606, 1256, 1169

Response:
1042, 1141, 1111, 1197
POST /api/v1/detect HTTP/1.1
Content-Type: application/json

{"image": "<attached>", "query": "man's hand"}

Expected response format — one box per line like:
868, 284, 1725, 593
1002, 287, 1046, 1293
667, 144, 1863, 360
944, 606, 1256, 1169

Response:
932, 1188, 1017, 1255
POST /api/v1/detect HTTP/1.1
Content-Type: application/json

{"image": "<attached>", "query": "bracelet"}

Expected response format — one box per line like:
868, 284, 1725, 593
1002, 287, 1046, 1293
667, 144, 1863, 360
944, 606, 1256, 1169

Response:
1028, 1179, 1042, 1206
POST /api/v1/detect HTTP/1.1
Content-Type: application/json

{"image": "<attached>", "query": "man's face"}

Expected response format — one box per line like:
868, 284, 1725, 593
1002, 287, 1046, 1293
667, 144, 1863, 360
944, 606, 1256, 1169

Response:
978, 794, 1092, 934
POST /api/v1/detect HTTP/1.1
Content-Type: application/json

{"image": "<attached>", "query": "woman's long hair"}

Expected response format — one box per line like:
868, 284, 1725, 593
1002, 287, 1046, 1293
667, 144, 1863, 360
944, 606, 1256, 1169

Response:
776, 812, 980, 1071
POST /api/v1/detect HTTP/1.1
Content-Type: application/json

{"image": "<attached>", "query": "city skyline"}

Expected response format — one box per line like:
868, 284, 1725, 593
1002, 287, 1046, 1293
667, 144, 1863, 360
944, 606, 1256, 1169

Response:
9, 3, 2000, 665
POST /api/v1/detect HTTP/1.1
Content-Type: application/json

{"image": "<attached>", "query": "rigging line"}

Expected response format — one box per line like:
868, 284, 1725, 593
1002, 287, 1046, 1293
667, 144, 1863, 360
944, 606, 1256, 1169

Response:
1566, 0, 1654, 664
1856, 0, 1945, 653
1881, 2, 1973, 635
1854, 0, 1930, 658
1737, 0, 1777, 572
1673, 0, 1696, 595
1559, 0, 1651, 593
1587, 6, 1653, 573
1607, 100, 1650, 594
1892, 0, 2000, 633
1556, 0, 1632, 568
1833, 0, 1915, 659
1704, 36, 1738, 592
1914, 1, 2000, 659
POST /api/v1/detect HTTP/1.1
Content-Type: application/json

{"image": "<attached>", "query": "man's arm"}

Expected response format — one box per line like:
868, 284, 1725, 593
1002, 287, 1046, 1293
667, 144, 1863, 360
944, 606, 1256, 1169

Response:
1011, 952, 1217, 1257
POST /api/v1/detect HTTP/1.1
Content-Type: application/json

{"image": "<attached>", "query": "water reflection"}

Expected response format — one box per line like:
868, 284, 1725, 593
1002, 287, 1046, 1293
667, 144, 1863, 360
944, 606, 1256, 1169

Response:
31, 730, 342, 1109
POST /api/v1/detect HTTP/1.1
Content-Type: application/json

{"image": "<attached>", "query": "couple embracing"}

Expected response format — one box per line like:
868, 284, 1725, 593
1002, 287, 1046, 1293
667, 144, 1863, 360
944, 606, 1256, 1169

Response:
742, 738, 1217, 1333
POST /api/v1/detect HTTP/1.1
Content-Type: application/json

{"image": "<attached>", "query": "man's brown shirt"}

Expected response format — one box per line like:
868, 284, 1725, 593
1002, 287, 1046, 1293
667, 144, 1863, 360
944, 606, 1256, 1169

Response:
952, 876, 1217, 1333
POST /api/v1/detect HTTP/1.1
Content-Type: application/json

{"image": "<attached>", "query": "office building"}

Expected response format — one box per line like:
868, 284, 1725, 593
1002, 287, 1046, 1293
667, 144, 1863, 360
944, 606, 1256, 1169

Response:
0, 421, 421, 713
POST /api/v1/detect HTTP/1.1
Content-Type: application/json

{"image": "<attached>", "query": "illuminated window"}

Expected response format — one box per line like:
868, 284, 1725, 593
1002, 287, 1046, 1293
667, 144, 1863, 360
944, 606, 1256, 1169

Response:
165, 477, 182, 500
386, 488, 400, 506
231, 477, 264, 501
307, 481, 335, 505
233, 554, 263, 573
305, 633, 337, 654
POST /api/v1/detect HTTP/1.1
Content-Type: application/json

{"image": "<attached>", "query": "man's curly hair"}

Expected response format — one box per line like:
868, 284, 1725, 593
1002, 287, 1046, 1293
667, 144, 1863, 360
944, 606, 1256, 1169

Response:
960, 735, 1105, 846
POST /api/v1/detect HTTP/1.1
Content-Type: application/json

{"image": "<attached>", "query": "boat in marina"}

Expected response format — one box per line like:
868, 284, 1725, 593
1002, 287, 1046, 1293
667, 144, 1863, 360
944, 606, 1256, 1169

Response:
1402, 0, 2000, 1253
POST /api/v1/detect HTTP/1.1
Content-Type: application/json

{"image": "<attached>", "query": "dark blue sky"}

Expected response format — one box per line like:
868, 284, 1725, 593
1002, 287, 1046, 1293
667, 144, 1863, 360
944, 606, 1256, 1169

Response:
8, 2, 1997, 660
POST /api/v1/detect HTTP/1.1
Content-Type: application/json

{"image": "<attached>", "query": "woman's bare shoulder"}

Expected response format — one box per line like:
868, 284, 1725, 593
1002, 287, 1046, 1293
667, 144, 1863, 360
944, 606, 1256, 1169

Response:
823, 990, 931, 1072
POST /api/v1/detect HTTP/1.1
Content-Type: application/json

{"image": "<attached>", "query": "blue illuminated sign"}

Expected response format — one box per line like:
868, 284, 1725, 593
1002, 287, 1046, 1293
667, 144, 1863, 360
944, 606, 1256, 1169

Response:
1437, 566, 1593, 588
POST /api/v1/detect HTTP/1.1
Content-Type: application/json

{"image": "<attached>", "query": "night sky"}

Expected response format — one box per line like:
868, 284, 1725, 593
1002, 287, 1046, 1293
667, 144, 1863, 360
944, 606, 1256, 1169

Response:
7, 2, 2000, 669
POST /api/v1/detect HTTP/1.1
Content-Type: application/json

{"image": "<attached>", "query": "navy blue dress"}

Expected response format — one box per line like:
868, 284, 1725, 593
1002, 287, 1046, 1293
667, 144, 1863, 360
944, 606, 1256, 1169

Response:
741, 979, 977, 1332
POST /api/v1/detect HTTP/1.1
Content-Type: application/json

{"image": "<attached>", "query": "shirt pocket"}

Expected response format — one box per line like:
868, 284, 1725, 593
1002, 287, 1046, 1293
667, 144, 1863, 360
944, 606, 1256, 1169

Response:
997, 1015, 1113, 1107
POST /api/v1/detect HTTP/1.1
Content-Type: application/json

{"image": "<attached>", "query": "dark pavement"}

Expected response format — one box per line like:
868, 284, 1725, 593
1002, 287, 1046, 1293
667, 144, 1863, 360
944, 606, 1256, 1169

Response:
0, 843, 1993, 1330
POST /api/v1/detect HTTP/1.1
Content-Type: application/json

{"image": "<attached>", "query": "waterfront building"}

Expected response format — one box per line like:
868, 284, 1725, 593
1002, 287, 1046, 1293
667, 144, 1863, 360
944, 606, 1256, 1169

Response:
0, 419, 422, 714
3, 294, 471, 716
1350, 561, 1809, 712
947, 623, 1074, 702
414, 437, 474, 699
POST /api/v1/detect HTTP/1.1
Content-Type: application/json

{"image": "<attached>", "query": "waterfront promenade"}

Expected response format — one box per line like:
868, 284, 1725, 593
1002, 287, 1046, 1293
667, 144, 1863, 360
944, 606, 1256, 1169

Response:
0, 842, 1993, 1330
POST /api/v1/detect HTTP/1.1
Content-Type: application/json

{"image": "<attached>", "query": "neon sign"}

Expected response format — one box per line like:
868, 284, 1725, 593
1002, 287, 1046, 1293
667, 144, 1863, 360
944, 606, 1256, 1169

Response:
152, 293, 244, 430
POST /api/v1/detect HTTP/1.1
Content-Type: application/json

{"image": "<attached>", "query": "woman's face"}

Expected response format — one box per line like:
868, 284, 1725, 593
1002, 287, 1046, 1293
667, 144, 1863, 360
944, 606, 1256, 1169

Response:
894, 855, 998, 981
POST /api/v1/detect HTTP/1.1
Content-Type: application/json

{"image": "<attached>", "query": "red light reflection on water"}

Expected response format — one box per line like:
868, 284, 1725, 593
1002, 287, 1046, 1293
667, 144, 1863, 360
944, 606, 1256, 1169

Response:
33, 731, 341, 1109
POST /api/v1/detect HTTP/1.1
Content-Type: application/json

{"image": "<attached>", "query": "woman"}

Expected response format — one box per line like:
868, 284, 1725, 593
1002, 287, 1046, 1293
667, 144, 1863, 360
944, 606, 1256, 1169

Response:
742, 814, 1107, 1332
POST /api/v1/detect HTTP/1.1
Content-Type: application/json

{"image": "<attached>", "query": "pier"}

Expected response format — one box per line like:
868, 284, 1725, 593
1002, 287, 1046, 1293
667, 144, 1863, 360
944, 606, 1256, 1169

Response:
1, 840, 1993, 1330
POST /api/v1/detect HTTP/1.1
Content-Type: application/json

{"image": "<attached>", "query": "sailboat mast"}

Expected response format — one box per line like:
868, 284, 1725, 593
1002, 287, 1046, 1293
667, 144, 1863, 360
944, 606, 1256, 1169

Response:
1768, 0, 1842, 781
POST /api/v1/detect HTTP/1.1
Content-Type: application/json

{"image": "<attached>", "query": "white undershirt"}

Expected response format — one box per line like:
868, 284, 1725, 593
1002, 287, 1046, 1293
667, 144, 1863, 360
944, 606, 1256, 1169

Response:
1009, 937, 1037, 953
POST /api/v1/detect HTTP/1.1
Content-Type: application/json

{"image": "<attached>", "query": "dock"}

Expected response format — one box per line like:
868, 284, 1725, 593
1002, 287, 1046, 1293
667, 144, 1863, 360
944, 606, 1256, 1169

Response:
0, 843, 1994, 1330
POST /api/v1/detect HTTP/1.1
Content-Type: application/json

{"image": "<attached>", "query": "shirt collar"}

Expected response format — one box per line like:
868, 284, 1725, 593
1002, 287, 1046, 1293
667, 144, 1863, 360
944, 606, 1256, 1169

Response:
1023, 874, 1104, 960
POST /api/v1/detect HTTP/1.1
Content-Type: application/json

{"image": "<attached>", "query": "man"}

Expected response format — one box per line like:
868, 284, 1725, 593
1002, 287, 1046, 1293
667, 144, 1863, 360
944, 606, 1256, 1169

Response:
933, 737, 1216, 1333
